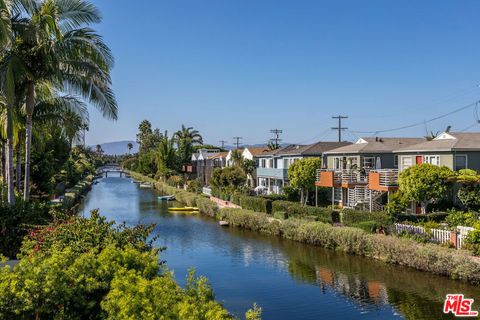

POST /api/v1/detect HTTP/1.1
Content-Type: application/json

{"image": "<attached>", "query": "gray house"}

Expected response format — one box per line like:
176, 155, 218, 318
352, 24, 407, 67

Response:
256, 141, 351, 194
318, 137, 424, 210
394, 132, 480, 172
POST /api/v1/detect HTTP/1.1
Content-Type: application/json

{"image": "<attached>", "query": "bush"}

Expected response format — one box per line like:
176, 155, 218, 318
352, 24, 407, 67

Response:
351, 221, 384, 234
187, 179, 202, 194
273, 211, 288, 220
0, 201, 60, 259
0, 212, 237, 319
445, 210, 479, 228
395, 212, 449, 224
175, 191, 198, 207
341, 209, 391, 226
196, 197, 219, 217
237, 195, 272, 214
272, 201, 333, 223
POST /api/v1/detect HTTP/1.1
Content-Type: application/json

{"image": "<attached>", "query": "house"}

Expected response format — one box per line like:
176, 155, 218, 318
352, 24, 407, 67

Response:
394, 132, 480, 172
256, 141, 351, 194
317, 137, 424, 210
185, 149, 226, 186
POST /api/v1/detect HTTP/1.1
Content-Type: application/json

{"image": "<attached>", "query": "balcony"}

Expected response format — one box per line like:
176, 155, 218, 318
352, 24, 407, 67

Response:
368, 169, 398, 191
316, 169, 368, 188
256, 167, 288, 180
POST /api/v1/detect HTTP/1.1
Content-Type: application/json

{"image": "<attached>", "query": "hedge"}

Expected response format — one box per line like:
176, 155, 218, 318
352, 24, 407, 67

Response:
63, 175, 94, 209
217, 208, 480, 284
232, 195, 272, 214
341, 209, 391, 226
395, 213, 449, 223
271, 201, 333, 223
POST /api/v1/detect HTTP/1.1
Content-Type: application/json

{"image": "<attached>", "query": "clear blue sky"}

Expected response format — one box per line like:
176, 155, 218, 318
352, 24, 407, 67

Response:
86, 0, 480, 146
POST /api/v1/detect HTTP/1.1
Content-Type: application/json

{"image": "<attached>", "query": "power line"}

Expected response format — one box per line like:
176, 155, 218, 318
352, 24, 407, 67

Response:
351, 100, 480, 134
269, 129, 283, 147
219, 140, 227, 149
233, 137, 243, 149
332, 115, 348, 142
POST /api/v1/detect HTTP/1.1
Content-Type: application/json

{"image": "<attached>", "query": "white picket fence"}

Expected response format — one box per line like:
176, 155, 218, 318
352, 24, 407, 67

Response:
393, 223, 473, 249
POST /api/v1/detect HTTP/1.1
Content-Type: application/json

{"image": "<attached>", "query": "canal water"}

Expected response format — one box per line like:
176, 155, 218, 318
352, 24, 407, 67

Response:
80, 174, 480, 320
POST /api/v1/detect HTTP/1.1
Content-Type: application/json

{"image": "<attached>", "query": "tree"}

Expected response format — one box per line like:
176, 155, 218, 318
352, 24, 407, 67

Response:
96, 144, 103, 155
127, 142, 133, 154
155, 131, 178, 178
174, 125, 203, 165
288, 158, 322, 205
231, 149, 243, 166
267, 140, 280, 151
398, 164, 453, 214
211, 166, 247, 194
0, 0, 118, 202
241, 159, 257, 187
454, 169, 480, 211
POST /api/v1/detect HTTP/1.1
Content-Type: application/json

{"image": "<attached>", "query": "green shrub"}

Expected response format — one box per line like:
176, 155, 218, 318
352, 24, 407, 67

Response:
196, 197, 219, 217
273, 211, 288, 220
0, 212, 236, 319
445, 210, 479, 228
395, 212, 449, 224
237, 195, 272, 214
272, 201, 333, 223
352, 221, 383, 234
341, 209, 391, 226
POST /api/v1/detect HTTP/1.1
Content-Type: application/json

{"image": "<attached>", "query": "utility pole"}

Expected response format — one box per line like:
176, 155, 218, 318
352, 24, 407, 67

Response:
233, 137, 242, 149
332, 115, 348, 142
219, 140, 227, 150
270, 129, 283, 148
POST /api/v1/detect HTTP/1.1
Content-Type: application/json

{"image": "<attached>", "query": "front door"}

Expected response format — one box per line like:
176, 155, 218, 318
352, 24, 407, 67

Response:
416, 156, 423, 165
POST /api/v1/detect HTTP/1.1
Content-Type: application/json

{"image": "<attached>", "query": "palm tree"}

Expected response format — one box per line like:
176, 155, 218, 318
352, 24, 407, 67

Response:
156, 131, 177, 178
95, 144, 103, 155
127, 142, 133, 154
174, 125, 203, 165
1, 0, 117, 202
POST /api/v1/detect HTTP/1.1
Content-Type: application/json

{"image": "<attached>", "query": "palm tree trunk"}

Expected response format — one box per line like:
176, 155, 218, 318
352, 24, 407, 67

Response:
1, 141, 6, 202
15, 141, 21, 193
6, 106, 15, 205
23, 82, 34, 201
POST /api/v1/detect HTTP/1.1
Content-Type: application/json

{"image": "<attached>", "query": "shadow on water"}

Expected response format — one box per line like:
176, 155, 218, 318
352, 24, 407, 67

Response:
80, 174, 480, 320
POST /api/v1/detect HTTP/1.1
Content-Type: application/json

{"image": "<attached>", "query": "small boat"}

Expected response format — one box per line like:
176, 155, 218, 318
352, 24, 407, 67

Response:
158, 195, 175, 201
168, 207, 199, 212
219, 221, 229, 227
139, 183, 152, 188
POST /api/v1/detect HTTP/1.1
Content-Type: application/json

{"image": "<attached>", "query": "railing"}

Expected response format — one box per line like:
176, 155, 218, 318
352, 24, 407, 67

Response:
316, 169, 367, 184
202, 187, 212, 196
370, 169, 398, 186
393, 223, 474, 248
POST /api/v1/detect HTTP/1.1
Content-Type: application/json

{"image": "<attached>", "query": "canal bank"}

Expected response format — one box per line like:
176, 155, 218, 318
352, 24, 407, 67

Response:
81, 172, 480, 319
126, 171, 480, 285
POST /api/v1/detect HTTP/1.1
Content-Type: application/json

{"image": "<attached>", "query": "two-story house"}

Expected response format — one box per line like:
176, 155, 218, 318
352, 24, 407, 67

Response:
394, 132, 480, 172
317, 137, 424, 210
188, 149, 227, 186
256, 141, 351, 194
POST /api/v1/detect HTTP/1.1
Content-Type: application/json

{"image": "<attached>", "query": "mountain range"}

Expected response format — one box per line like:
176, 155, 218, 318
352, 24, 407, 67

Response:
91, 140, 139, 155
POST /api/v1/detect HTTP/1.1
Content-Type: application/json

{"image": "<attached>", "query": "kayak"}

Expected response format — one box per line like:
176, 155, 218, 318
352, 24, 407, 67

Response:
158, 195, 175, 201
168, 207, 199, 211
139, 183, 152, 188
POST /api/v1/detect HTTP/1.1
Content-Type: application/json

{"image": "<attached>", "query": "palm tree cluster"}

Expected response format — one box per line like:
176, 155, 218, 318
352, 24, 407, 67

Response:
122, 121, 205, 179
0, 0, 117, 205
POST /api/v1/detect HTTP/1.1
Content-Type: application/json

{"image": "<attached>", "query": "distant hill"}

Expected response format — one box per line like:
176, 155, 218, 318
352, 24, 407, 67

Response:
92, 140, 138, 155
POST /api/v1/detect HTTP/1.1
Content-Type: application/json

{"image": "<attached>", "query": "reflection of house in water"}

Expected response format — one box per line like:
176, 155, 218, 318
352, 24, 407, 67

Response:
316, 266, 388, 308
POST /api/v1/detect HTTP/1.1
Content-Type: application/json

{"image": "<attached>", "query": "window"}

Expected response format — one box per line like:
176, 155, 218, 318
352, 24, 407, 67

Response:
333, 157, 343, 170
401, 156, 413, 170
260, 159, 266, 168
363, 157, 375, 169
394, 155, 399, 168
424, 155, 440, 166
455, 155, 467, 171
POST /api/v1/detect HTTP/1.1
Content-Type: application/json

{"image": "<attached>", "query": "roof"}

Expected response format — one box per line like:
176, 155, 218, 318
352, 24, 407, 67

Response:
395, 132, 480, 152
325, 137, 425, 154
206, 152, 229, 160
245, 147, 270, 156
256, 141, 352, 157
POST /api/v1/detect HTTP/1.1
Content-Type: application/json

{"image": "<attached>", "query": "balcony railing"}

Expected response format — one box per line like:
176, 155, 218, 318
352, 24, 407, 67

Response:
371, 169, 398, 186
316, 169, 368, 187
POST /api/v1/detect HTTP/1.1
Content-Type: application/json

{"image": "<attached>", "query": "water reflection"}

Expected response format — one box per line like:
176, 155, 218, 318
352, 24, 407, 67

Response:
80, 175, 479, 320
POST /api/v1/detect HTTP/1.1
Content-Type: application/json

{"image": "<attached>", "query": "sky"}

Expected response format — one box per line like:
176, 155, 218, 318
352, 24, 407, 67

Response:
86, 0, 480, 146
